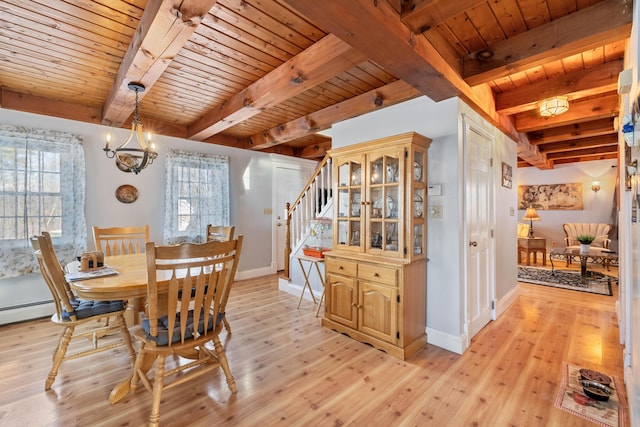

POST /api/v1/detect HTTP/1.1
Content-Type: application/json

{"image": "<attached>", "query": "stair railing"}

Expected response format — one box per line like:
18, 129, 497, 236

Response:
284, 154, 332, 278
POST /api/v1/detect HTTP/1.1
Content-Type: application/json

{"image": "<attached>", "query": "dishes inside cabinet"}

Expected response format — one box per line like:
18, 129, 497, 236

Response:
413, 161, 423, 181
414, 194, 423, 218
351, 195, 361, 217
373, 196, 395, 218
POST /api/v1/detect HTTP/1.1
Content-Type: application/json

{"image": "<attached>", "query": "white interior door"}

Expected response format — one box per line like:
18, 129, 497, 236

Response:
464, 118, 494, 339
274, 164, 313, 271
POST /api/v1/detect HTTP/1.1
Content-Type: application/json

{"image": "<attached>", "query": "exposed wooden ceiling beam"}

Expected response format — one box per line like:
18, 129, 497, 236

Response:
400, 0, 486, 34
514, 94, 620, 133
537, 135, 619, 154
284, 0, 540, 166
545, 145, 618, 160
528, 118, 616, 145
552, 152, 618, 165
282, 0, 460, 102
462, 0, 632, 86
495, 60, 623, 115
187, 34, 366, 141
102, 0, 218, 127
0, 88, 102, 124
297, 139, 332, 159
247, 80, 421, 150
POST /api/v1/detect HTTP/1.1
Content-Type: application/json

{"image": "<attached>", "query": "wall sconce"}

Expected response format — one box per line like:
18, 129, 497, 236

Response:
591, 181, 601, 193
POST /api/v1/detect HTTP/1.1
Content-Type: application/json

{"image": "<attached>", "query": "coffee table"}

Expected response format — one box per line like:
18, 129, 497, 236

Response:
549, 248, 618, 286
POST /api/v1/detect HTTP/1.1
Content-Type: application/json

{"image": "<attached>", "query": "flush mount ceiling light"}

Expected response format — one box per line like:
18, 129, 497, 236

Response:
539, 96, 569, 117
103, 82, 157, 174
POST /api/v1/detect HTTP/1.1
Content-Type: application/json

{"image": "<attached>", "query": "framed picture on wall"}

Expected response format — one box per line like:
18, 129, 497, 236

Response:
502, 162, 512, 188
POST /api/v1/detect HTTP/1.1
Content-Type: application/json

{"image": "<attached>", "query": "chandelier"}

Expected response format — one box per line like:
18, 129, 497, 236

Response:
539, 96, 569, 117
103, 82, 157, 174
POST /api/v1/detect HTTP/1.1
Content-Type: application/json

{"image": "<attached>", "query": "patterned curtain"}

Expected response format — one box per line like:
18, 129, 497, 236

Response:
163, 149, 230, 244
0, 126, 87, 278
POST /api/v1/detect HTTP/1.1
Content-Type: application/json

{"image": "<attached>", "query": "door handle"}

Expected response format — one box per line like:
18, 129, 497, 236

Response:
469, 241, 477, 247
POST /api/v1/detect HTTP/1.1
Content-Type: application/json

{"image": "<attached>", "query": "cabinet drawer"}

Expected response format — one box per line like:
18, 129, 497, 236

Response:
358, 263, 397, 286
326, 258, 358, 277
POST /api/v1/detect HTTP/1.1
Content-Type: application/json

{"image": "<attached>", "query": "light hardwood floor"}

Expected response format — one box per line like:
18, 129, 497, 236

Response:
0, 263, 625, 426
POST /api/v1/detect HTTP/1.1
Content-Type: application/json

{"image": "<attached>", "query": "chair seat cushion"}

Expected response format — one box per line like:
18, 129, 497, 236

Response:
62, 299, 125, 320
142, 311, 224, 346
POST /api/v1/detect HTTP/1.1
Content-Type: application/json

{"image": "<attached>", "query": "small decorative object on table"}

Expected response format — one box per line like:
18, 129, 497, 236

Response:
78, 251, 105, 271
577, 234, 595, 254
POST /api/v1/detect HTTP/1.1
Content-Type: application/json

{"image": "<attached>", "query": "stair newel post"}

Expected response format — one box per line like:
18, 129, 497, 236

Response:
285, 202, 291, 279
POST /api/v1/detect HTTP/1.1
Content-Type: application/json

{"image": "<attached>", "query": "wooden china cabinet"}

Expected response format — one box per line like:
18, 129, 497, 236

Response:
323, 132, 431, 360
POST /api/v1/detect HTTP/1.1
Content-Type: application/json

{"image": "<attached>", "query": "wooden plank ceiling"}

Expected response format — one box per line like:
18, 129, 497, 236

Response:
0, 0, 632, 168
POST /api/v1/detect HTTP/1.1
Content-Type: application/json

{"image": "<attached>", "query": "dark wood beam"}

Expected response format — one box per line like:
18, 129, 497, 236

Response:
528, 118, 616, 145
247, 80, 420, 150
496, 60, 623, 115
102, 0, 218, 126
462, 0, 632, 86
187, 34, 366, 140
514, 94, 619, 133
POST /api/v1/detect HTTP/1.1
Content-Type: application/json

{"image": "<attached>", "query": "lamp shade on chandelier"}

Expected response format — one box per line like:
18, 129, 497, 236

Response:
103, 82, 157, 174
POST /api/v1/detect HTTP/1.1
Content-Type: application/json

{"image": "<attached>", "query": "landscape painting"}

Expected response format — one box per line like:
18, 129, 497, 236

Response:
518, 183, 583, 210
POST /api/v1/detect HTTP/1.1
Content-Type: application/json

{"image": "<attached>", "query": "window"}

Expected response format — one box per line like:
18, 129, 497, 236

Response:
164, 149, 229, 244
0, 126, 86, 279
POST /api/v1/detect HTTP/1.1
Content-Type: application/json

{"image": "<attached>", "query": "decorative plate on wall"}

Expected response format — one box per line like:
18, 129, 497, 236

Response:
115, 184, 139, 204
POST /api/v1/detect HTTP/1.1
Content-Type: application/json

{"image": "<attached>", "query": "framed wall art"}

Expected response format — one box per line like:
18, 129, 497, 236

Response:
501, 162, 512, 188
518, 183, 583, 210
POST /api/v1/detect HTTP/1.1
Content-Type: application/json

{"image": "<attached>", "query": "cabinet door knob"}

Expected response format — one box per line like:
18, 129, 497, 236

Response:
469, 241, 478, 247
338, 266, 343, 270
373, 272, 379, 277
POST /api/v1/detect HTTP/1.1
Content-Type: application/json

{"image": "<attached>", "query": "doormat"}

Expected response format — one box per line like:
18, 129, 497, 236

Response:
518, 266, 613, 296
554, 362, 628, 427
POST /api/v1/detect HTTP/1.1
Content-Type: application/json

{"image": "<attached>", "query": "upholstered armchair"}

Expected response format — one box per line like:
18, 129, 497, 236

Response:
562, 223, 611, 250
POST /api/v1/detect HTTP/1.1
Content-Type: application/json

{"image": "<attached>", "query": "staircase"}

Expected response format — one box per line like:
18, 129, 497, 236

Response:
284, 154, 332, 278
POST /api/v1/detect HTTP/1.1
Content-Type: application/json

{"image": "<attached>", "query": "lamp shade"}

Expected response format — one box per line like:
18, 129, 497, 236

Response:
522, 207, 540, 221
539, 96, 569, 117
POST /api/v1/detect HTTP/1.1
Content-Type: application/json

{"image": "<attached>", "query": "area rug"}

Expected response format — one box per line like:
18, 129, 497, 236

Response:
555, 362, 628, 427
517, 266, 614, 296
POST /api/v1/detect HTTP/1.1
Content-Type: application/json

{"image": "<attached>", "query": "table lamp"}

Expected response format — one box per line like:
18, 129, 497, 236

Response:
522, 207, 540, 238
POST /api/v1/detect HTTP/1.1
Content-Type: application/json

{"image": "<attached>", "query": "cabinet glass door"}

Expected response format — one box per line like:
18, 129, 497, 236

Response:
410, 148, 427, 259
335, 158, 363, 250
367, 152, 402, 255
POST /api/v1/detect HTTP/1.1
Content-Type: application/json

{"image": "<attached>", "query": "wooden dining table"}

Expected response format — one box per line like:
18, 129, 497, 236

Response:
69, 253, 168, 404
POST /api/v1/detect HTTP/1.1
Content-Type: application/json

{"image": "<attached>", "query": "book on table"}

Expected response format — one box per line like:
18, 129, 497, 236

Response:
65, 266, 118, 281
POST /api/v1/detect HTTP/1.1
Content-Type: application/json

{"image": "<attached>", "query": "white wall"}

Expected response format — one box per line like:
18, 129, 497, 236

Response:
0, 107, 310, 323
517, 160, 618, 250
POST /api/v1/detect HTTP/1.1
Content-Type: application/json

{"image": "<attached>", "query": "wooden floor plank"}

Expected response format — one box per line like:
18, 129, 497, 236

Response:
0, 265, 626, 426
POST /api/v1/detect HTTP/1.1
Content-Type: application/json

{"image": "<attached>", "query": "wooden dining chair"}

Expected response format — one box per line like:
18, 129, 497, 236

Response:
130, 236, 243, 427
205, 224, 235, 242
92, 225, 149, 256
30, 232, 135, 391
205, 224, 236, 333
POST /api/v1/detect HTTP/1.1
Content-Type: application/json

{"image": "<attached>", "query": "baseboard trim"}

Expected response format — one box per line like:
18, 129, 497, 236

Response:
236, 266, 276, 281
0, 302, 53, 325
496, 285, 519, 318
426, 327, 467, 355
278, 278, 321, 301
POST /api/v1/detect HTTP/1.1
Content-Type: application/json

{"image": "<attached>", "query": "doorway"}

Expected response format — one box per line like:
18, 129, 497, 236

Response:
463, 115, 495, 340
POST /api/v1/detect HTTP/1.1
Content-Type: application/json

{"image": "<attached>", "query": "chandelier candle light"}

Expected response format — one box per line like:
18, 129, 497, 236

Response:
103, 82, 157, 174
